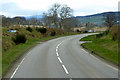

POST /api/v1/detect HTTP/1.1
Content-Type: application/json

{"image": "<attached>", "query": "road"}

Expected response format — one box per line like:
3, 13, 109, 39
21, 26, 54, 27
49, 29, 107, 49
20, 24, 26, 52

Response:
5, 33, 118, 79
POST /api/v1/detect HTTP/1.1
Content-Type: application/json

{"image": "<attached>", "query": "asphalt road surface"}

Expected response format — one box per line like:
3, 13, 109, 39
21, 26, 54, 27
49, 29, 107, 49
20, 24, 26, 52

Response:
6, 33, 118, 78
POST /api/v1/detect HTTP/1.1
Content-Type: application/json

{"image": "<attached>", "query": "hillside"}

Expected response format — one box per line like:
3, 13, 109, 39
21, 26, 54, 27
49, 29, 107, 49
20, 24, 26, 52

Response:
24, 11, 119, 26
25, 15, 43, 20
74, 11, 120, 26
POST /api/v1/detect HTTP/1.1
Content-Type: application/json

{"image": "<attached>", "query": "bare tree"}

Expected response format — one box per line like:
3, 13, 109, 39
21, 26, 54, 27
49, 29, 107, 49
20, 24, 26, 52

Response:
46, 3, 74, 30
42, 12, 53, 27
62, 18, 78, 31
27, 18, 42, 25
85, 22, 95, 30
48, 3, 61, 28
59, 5, 73, 29
104, 13, 117, 30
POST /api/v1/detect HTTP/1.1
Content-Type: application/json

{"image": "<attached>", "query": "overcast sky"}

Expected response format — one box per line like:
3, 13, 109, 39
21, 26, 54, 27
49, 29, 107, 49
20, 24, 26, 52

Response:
0, 0, 119, 17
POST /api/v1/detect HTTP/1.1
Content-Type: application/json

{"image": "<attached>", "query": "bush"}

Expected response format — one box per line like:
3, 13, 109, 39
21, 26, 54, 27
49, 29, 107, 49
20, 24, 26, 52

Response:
103, 30, 109, 35
83, 31, 88, 33
96, 33, 103, 38
12, 34, 27, 45
111, 25, 119, 41
36, 28, 47, 34
36, 27, 39, 31
112, 36, 116, 41
26, 27, 33, 32
50, 31, 56, 36
76, 29, 80, 32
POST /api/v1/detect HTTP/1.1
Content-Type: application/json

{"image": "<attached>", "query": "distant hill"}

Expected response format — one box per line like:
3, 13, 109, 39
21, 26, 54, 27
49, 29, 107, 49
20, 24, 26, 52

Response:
25, 15, 43, 20
25, 11, 119, 26
74, 11, 120, 26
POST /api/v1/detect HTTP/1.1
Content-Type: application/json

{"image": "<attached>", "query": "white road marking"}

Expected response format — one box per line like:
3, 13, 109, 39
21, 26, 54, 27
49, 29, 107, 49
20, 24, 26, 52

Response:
56, 46, 58, 49
10, 58, 25, 79
106, 64, 118, 71
56, 40, 69, 75
62, 65, 69, 74
56, 52, 59, 57
57, 44, 60, 47
56, 49, 58, 52
90, 54, 118, 71
58, 57, 63, 63
90, 54, 100, 61
70, 78, 72, 80
82, 48, 118, 71
81, 49, 89, 54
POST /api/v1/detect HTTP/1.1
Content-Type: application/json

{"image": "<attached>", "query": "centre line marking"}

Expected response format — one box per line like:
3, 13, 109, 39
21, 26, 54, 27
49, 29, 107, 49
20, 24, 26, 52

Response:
58, 57, 63, 63
56, 40, 69, 75
56, 52, 59, 56
58, 44, 60, 46
62, 65, 69, 75
56, 49, 58, 52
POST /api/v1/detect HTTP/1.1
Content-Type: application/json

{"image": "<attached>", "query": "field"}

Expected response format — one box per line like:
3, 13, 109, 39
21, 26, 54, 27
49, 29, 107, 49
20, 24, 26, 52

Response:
80, 34, 118, 65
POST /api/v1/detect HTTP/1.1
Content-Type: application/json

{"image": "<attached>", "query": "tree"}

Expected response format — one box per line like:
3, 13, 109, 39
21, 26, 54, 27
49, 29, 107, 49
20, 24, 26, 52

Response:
42, 12, 53, 27
2, 16, 27, 26
61, 18, 78, 31
2, 15, 12, 26
12, 16, 26, 25
48, 3, 61, 28
85, 22, 95, 30
59, 5, 73, 29
0, 15, 2, 26
27, 18, 42, 25
104, 13, 117, 30
43, 3, 75, 30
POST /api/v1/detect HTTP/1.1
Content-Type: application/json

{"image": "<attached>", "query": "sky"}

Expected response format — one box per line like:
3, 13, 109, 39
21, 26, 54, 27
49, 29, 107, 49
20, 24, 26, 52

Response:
0, 0, 119, 17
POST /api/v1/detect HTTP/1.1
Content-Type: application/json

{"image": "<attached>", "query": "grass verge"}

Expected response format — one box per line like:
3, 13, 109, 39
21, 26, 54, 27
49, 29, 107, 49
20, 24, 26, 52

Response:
80, 34, 118, 65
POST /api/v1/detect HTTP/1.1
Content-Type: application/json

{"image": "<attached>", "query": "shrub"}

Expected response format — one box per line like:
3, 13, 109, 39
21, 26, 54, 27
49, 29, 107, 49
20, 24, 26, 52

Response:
12, 34, 27, 45
111, 25, 119, 41
36, 28, 47, 34
50, 31, 56, 36
26, 27, 33, 32
36, 27, 39, 31
112, 36, 116, 41
83, 31, 88, 33
103, 30, 109, 35
76, 29, 80, 32
96, 33, 103, 38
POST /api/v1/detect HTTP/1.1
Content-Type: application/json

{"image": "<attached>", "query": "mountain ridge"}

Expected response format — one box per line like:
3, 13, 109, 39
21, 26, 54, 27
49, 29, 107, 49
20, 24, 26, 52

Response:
74, 11, 119, 25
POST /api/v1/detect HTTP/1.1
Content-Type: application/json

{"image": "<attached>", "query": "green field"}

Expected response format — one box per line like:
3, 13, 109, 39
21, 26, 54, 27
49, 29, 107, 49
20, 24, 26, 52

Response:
80, 34, 118, 65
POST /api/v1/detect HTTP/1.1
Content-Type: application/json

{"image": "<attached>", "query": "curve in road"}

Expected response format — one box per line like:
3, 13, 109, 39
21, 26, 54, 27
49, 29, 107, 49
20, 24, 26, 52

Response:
5, 33, 118, 79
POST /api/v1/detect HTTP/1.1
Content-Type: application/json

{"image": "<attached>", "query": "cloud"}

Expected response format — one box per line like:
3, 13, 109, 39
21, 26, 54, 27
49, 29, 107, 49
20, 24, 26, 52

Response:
1, 2, 20, 12
0, 0, 119, 17
0, 2, 43, 17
